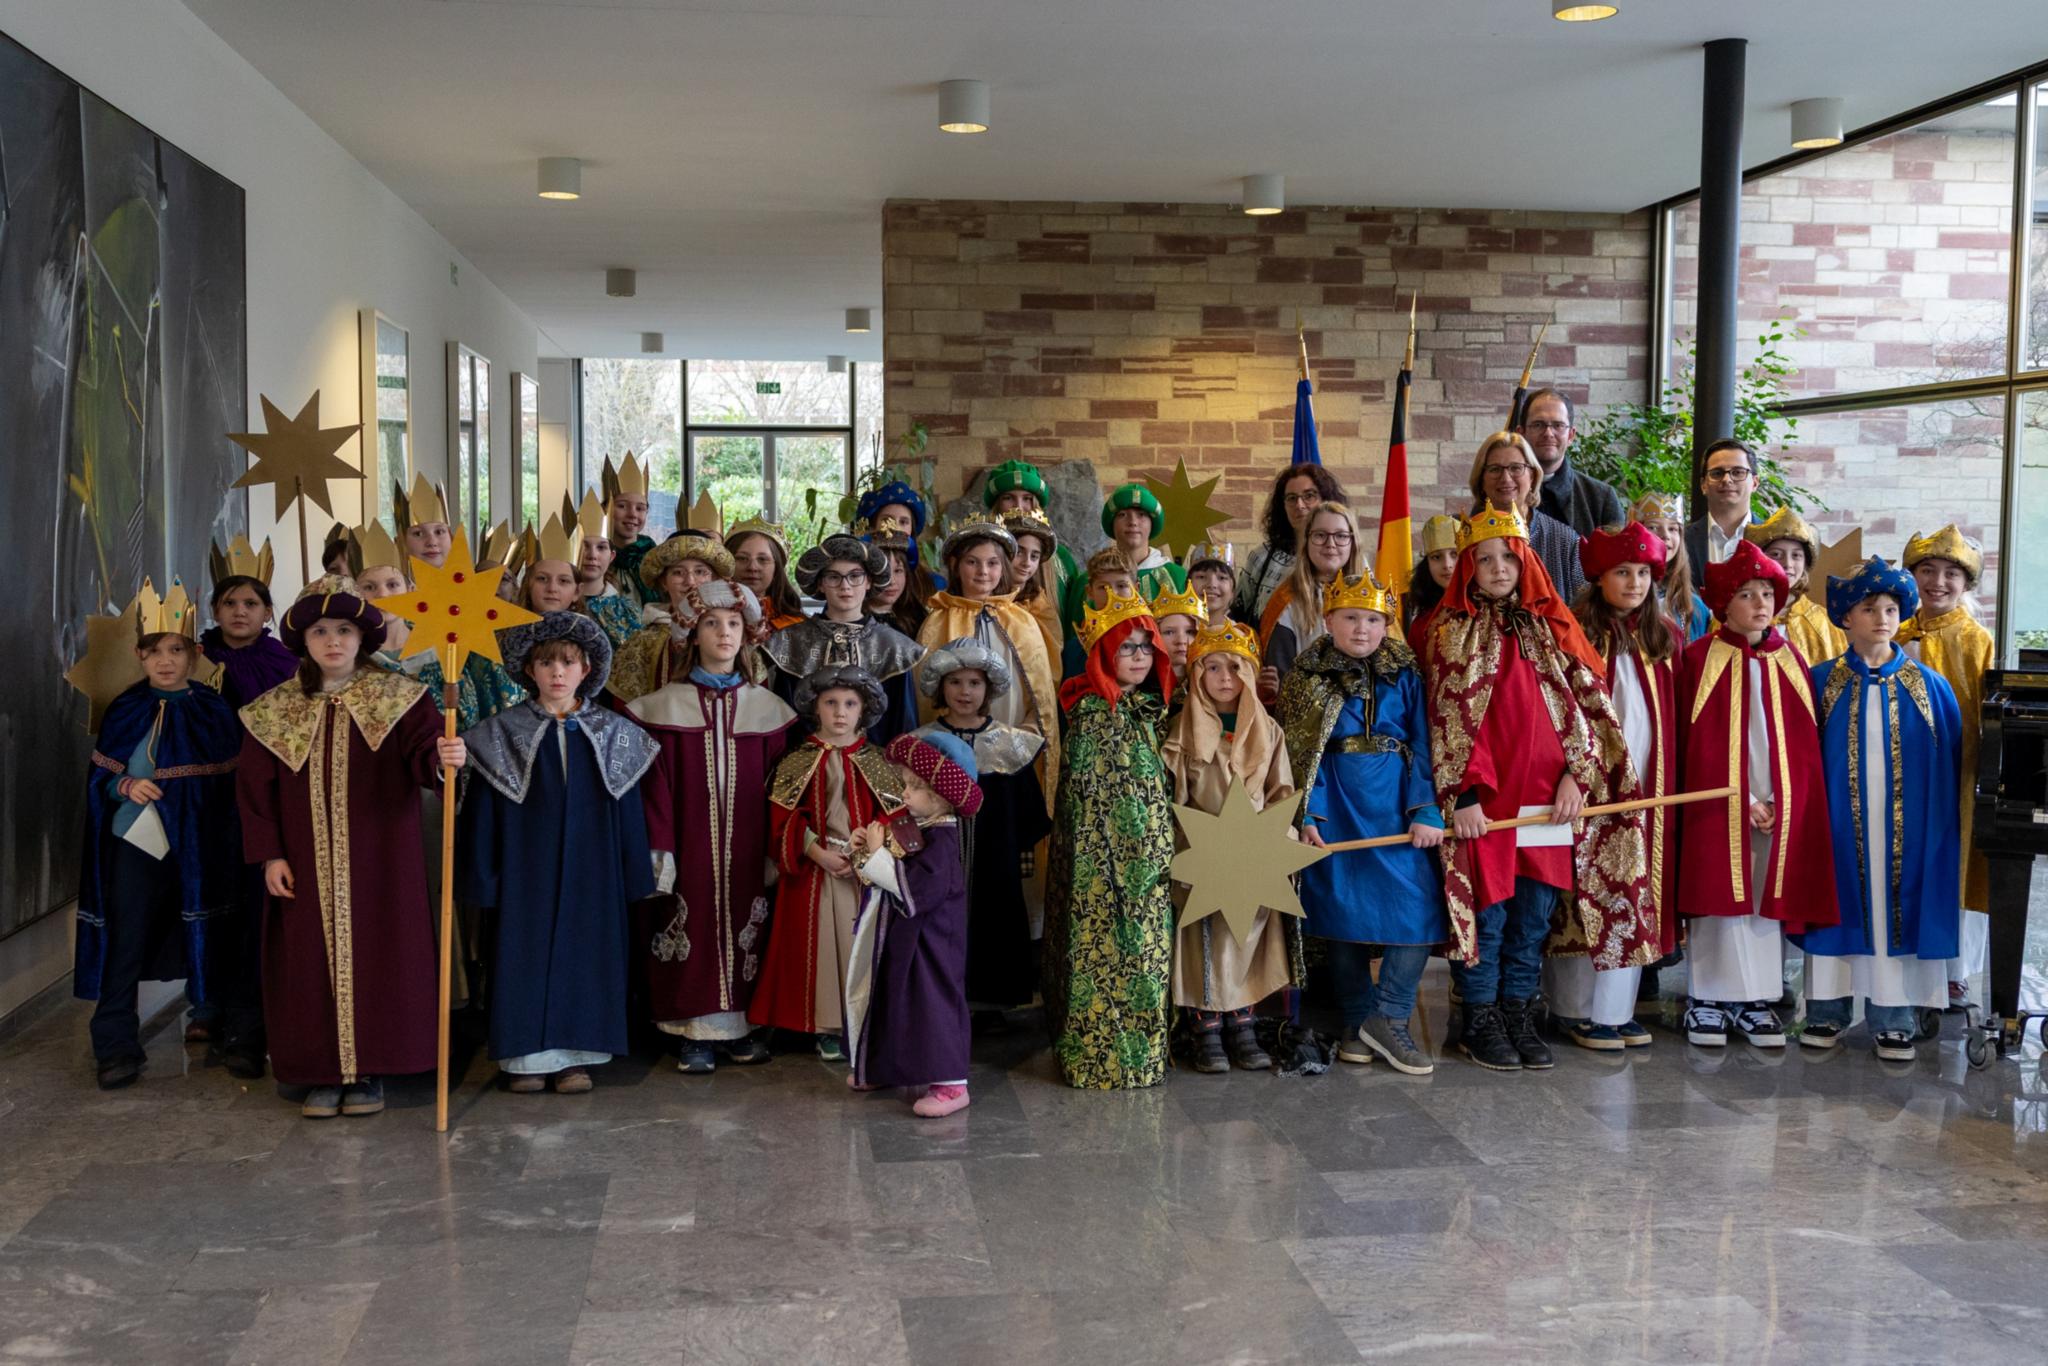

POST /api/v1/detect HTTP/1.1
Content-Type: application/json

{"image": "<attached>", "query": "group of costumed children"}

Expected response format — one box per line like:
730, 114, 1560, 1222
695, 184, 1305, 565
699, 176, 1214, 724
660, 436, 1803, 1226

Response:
72, 441, 1989, 1114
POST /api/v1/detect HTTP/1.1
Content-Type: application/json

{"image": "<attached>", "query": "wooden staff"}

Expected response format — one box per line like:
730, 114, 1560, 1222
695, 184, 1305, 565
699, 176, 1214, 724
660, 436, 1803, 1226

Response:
293, 485, 311, 592
435, 644, 458, 1133
1317, 785, 1738, 853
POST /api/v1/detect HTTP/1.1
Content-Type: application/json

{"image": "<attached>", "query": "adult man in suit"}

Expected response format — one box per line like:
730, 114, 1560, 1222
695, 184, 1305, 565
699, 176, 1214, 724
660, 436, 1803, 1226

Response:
1520, 389, 1625, 538
1684, 438, 1760, 572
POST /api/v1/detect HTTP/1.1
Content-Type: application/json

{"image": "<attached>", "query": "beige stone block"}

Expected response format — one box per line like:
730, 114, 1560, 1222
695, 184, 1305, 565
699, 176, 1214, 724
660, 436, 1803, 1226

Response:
889, 231, 961, 258
1230, 284, 1321, 306
974, 264, 1070, 286
1054, 311, 1137, 336
911, 263, 979, 285
983, 214, 1045, 240
887, 284, 960, 311
1157, 399, 1208, 420
912, 309, 983, 334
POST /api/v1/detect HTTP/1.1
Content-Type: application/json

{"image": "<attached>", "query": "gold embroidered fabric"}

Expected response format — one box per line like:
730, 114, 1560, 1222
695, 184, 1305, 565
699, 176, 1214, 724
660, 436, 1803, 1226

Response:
239, 668, 425, 773
305, 699, 359, 1083
1899, 604, 1992, 909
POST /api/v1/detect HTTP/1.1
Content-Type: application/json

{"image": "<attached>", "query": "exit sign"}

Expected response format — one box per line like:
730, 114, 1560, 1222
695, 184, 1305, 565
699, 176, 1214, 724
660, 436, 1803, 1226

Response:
755, 381, 782, 395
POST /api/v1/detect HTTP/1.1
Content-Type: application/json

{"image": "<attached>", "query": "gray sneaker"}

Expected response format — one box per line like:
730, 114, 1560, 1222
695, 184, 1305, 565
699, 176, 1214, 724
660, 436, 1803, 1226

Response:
1358, 1016, 1434, 1076
300, 1086, 342, 1119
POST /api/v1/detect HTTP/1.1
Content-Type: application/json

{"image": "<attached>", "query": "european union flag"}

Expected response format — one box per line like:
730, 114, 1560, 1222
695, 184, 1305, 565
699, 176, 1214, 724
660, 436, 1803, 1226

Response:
1290, 377, 1321, 467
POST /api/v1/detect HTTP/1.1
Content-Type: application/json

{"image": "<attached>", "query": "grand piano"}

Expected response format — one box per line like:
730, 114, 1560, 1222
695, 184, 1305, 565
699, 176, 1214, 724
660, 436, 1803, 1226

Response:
1970, 661, 2048, 1066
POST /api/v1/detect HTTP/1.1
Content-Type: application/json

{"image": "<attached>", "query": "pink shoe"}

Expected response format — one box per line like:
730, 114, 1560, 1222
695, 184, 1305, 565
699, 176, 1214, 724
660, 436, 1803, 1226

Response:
912, 1084, 969, 1118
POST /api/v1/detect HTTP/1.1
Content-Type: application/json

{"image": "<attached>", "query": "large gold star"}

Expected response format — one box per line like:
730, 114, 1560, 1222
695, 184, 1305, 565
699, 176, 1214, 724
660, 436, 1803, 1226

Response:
1143, 457, 1229, 560
1170, 777, 1326, 944
64, 595, 145, 733
1809, 527, 1863, 608
229, 392, 361, 520
371, 528, 541, 674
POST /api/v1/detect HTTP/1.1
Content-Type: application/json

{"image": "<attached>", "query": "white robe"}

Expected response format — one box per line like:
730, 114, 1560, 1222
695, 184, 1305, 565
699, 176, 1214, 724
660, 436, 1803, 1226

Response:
1687, 658, 1785, 1005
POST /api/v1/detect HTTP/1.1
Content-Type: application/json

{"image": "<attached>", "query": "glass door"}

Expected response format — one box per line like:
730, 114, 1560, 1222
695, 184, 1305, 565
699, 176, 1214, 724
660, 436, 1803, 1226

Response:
687, 430, 850, 555
690, 432, 767, 530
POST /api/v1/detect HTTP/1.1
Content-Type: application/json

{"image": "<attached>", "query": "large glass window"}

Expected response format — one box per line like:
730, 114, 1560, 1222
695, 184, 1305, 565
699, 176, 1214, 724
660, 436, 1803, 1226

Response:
2008, 387, 2048, 648
516, 373, 540, 531
688, 360, 850, 425
450, 345, 491, 543
855, 361, 885, 480
2026, 85, 2048, 373
580, 358, 683, 537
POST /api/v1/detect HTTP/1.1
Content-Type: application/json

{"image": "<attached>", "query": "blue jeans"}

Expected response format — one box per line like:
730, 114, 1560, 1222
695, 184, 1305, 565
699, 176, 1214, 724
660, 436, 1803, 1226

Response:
1323, 941, 1431, 1034
1450, 878, 1555, 1007
1807, 996, 1915, 1035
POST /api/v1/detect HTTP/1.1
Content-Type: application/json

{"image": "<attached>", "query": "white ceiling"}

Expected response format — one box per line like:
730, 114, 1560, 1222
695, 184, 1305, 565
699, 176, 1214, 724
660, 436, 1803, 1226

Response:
180, 0, 2045, 362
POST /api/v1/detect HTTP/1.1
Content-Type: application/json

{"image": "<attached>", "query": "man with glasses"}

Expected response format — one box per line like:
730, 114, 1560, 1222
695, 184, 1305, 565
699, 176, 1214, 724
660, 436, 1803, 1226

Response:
1684, 439, 1760, 572
765, 534, 922, 741
1518, 389, 1625, 539
1468, 431, 1585, 603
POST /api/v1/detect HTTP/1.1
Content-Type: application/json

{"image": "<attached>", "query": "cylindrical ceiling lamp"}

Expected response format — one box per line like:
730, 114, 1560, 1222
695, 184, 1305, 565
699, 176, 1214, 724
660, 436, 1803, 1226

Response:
845, 307, 873, 333
826, 354, 848, 373
938, 79, 990, 134
605, 268, 636, 298
1551, 3, 1618, 19
1241, 174, 1284, 216
537, 156, 582, 200
1790, 97, 1845, 150
640, 332, 664, 354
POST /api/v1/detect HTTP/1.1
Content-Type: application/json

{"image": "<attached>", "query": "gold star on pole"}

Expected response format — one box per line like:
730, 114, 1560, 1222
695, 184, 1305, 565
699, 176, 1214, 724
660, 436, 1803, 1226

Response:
229, 392, 362, 521
1808, 527, 1863, 609
1143, 457, 1230, 560
371, 528, 541, 674
1170, 777, 1326, 944
63, 594, 146, 733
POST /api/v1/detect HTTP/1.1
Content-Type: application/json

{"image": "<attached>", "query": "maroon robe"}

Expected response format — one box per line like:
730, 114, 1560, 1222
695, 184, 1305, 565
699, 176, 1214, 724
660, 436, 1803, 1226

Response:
236, 671, 445, 1086
844, 820, 971, 1088
1676, 626, 1839, 932
627, 679, 796, 1026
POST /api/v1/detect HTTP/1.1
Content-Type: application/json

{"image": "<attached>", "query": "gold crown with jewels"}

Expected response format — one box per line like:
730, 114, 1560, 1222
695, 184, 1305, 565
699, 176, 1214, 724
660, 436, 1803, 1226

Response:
1323, 570, 1399, 617
1186, 621, 1259, 669
135, 577, 201, 641
1146, 581, 1209, 625
1080, 583, 1154, 652
1457, 501, 1529, 552
726, 515, 789, 553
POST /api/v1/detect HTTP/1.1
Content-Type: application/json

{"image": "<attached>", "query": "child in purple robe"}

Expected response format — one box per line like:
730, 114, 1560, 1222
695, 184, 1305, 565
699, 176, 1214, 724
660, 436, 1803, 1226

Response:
843, 731, 983, 1117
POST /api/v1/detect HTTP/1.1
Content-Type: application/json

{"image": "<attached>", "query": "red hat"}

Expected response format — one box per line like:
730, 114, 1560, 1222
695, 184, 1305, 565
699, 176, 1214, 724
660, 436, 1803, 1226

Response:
1701, 540, 1789, 619
883, 732, 984, 818
1579, 521, 1668, 583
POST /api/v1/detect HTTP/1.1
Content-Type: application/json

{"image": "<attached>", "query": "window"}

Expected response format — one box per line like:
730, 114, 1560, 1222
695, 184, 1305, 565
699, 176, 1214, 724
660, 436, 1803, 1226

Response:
855, 361, 885, 480
688, 360, 850, 425
516, 372, 540, 530
580, 358, 682, 537
2025, 85, 2048, 373
448, 344, 491, 543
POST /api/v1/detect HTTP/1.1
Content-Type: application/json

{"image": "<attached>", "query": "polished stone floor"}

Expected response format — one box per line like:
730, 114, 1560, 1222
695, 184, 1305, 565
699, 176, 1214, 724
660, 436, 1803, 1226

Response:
4, 961, 2047, 1366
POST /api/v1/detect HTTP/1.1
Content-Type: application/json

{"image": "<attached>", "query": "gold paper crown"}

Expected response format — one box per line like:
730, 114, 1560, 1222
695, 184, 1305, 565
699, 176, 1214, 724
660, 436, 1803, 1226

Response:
1631, 492, 1684, 523
533, 510, 583, 566
1183, 539, 1234, 570
572, 489, 610, 544
1147, 581, 1209, 624
1743, 505, 1819, 562
1457, 502, 1529, 552
1420, 515, 1462, 557
350, 519, 404, 575
726, 514, 788, 552
479, 520, 516, 570
208, 535, 274, 588
1187, 621, 1259, 669
1902, 524, 1983, 585
135, 577, 201, 641
1080, 583, 1154, 652
603, 452, 651, 504
395, 472, 451, 530
1323, 570, 1399, 617
1000, 505, 1058, 546
685, 489, 722, 535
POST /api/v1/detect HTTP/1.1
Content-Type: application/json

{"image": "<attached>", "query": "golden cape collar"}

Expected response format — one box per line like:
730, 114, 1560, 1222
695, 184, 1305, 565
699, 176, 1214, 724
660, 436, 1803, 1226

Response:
239, 667, 426, 773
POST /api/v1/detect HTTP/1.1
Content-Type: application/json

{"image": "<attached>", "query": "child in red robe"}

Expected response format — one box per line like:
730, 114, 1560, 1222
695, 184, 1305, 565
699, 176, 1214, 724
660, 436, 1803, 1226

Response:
1424, 504, 1646, 1074
1677, 540, 1838, 1049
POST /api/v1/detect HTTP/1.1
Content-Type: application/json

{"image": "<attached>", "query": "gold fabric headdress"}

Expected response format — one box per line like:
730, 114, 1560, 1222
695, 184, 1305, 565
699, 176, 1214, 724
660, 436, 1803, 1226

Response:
1323, 570, 1398, 617
1080, 584, 1153, 652
1901, 524, 1982, 586
1743, 505, 1819, 564
1457, 502, 1529, 552
1420, 515, 1462, 557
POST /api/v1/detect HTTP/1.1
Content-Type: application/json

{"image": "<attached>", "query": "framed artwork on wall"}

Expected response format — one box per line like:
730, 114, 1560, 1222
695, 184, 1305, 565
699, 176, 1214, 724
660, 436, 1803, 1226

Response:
359, 309, 410, 529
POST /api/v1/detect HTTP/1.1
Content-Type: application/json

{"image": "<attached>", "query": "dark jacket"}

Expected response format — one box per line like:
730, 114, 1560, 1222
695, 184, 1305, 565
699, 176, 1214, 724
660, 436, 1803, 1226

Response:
1537, 456, 1626, 539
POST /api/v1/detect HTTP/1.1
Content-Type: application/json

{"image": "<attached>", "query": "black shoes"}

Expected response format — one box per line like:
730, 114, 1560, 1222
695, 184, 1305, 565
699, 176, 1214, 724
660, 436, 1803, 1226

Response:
1190, 1026, 1230, 1073
1500, 998, 1555, 1070
1222, 1019, 1272, 1071
95, 1057, 143, 1090
1459, 1005, 1522, 1072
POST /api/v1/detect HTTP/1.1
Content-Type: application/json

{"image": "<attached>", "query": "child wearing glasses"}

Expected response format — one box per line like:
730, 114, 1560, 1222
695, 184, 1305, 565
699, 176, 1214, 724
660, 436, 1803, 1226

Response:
1258, 502, 1365, 702
763, 534, 921, 743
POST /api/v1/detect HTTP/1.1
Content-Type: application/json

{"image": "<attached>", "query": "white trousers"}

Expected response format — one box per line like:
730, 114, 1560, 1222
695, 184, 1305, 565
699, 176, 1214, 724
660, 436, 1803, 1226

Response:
1687, 915, 1784, 1004
1544, 957, 1643, 1026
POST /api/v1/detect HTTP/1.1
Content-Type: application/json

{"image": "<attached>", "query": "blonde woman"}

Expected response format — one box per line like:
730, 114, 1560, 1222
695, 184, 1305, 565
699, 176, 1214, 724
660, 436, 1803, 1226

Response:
1257, 502, 1365, 702
1467, 431, 1585, 603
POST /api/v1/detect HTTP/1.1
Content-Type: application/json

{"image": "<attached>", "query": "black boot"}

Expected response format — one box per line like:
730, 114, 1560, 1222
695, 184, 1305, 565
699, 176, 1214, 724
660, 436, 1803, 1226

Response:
1458, 1004, 1521, 1072
1502, 998, 1555, 1070
1190, 1024, 1229, 1074
1222, 1017, 1271, 1071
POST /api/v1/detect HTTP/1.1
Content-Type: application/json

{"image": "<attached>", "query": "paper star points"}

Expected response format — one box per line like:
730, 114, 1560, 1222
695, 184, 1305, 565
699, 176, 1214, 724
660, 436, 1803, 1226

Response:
1808, 526, 1864, 609
64, 596, 145, 733
229, 391, 361, 520
1170, 777, 1326, 944
1143, 457, 1229, 560
371, 528, 541, 674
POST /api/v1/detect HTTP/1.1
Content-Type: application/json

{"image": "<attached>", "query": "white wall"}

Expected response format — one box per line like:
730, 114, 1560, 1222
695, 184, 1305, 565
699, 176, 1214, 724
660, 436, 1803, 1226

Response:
0, 0, 546, 1018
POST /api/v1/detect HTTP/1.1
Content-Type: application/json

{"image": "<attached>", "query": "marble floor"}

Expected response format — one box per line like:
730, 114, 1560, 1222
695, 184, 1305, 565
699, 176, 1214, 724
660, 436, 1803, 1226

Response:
3, 964, 2047, 1366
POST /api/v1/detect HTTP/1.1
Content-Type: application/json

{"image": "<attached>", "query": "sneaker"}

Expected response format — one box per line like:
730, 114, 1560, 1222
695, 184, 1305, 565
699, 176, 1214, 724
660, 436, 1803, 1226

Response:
1458, 1004, 1521, 1072
816, 1034, 846, 1064
1732, 1005, 1787, 1049
340, 1079, 384, 1116
1501, 999, 1555, 1070
95, 1056, 143, 1090
1946, 981, 1973, 1013
1334, 1031, 1375, 1065
1798, 1020, 1845, 1050
1190, 1027, 1229, 1074
718, 1035, 771, 1066
1616, 1019, 1653, 1048
1222, 1019, 1271, 1071
301, 1086, 343, 1119
912, 1083, 970, 1118
1358, 1016, 1434, 1076
676, 1042, 716, 1074
1568, 1021, 1627, 1052
1873, 1030, 1917, 1062
1684, 1002, 1730, 1047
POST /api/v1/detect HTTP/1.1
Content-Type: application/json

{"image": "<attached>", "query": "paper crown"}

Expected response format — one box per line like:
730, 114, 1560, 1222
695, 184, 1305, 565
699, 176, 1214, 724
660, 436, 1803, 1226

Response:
1826, 555, 1919, 628
726, 515, 789, 554
1000, 505, 1059, 548
1631, 492, 1685, 524
1323, 570, 1398, 617
603, 452, 650, 504
135, 577, 201, 642
1743, 505, 1819, 564
1080, 583, 1154, 652
684, 489, 722, 536
350, 519, 405, 575
533, 509, 582, 566
478, 520, 517, 571
1183, 539, 1235, 570
1579, 521, 1668, 583
1187, 621, 1260, 669
208, 535, 274, 588
1902, 524, 1983, 586
1420, 515, 1462, 557
395, 472, 450, 530
572, 489, 610, 544
1457, 501, 1529, 552
1147, 581, 1209, 624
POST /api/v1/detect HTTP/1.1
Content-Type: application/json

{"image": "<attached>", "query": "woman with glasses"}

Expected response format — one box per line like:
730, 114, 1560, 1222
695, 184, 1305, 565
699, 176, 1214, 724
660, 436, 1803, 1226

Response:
1466, 432, 1585, 604
1233, 464, 1351, 625
762, 534, 922, 743
1256, 502, 1366, 701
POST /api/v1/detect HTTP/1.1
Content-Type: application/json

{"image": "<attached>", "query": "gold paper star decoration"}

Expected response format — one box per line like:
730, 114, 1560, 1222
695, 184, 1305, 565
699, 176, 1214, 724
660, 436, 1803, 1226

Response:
1808, 527, 1863, 609
64, 594, 145, 733
1143, 457, 1230, 560
229, 392, 361, 520
370, 528, 541, 674
1170, 777, 1326, 944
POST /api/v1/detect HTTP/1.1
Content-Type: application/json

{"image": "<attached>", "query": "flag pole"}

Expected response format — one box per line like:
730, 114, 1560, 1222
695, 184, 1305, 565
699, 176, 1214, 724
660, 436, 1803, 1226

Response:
1296, 309, 1311, 383
435, 643, 458, 1133
1404, 291, 1418, 371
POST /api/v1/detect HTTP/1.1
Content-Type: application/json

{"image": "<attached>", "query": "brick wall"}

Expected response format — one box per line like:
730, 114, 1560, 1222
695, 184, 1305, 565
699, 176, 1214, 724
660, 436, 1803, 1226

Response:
882, 201, 1653, 545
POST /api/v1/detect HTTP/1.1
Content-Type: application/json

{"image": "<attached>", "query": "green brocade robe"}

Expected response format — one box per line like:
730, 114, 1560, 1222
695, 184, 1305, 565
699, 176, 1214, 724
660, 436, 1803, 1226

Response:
1043, 689, 1176, 1089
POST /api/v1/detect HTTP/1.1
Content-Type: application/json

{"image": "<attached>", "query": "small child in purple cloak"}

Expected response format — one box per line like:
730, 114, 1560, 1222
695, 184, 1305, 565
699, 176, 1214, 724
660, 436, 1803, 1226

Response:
842, 730, 983, 1118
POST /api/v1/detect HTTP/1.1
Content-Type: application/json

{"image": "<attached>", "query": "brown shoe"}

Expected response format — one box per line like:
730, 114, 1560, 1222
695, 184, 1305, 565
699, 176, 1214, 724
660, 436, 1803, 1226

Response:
552, 1068, 593, 1094
504, 1072, 546, 1093
184, 1020, 213, 1044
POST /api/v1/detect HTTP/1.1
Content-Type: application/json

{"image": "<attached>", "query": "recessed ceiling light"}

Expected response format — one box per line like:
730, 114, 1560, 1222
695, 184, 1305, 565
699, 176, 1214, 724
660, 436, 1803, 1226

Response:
537, 157, 581, 200
640, 332, 664, 354
938, 79, 990, 134
845, 308, 873, 333
1791, 97, 1845, 150
1552, 3, 1618, 19
1242, 174, 1284, 216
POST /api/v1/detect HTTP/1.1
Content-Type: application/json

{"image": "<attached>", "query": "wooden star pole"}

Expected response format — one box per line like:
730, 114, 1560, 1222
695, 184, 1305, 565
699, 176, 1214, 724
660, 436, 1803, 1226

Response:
1316, 786, 1737, 852
370, 530, 540, 1130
